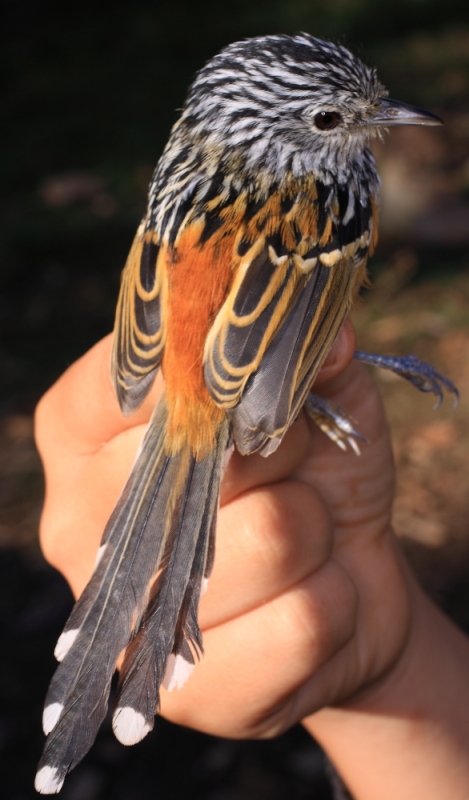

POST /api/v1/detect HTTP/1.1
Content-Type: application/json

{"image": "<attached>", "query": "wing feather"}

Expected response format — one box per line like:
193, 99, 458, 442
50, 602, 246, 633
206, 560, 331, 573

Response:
228, 257, 356, 454
204, 180, 378, 455
111, 222, 167, 415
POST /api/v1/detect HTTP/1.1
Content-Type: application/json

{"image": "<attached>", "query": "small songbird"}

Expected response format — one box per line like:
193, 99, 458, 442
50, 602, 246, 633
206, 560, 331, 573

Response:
35, 34, 456, 793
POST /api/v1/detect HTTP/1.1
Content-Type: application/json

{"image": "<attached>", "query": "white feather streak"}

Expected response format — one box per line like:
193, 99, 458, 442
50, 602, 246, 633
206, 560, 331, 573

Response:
94, 543, 107, 569
94, 543, 107, 568
42, 702, 63, 735
34, 766, 64, 794
54, 628, 79, 662
162, 653, 195, 692
112, 707, 152, 746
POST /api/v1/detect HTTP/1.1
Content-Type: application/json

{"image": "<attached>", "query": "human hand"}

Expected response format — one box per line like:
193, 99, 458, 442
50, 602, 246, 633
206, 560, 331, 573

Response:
36, 319, 411, 738
36, 320, 469, 800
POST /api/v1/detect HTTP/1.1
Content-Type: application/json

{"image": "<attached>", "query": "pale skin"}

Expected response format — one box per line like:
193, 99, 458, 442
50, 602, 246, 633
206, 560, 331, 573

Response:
35, 320, 469, 799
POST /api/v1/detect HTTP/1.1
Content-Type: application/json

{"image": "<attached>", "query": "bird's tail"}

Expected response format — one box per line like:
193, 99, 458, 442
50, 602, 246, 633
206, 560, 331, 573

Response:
35, 398, 229, 794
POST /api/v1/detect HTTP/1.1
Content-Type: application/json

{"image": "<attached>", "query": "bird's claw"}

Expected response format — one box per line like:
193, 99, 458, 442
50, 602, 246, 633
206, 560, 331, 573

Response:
305, 394, 367, 455
354, 351, 459, 410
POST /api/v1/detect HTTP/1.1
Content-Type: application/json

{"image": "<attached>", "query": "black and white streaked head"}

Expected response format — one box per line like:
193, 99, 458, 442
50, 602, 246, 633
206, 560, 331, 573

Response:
152, 33, 441, 217
184, 34, 386, 185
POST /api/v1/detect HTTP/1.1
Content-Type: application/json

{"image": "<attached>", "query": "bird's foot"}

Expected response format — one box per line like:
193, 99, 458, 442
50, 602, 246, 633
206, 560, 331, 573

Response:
354, 351, 459, 409
304, 394, 366, 455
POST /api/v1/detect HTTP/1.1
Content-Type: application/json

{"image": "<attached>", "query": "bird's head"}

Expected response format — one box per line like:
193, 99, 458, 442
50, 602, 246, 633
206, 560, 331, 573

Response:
178, 34, 441, 188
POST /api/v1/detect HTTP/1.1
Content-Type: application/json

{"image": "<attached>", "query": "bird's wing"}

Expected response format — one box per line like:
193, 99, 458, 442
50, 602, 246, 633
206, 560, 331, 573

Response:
204, 179, 378, 454
111, 221, 167, 415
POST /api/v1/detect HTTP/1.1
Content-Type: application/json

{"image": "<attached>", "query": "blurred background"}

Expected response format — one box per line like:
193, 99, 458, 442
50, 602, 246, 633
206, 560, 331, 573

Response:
2, 0, 469, 797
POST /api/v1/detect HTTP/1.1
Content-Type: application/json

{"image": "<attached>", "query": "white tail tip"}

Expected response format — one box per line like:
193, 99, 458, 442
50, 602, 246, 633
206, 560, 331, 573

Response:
162, 653, 195, 692
42, 703, 64, 735
112, 707, 152, 746
35, 766, 64, 794
54, 629, 79, 662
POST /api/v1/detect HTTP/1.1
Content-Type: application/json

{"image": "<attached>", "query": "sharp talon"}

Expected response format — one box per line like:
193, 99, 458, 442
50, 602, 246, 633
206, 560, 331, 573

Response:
305, 394, 365, 454
354, 350, 459, 411
348, 437, 361, 456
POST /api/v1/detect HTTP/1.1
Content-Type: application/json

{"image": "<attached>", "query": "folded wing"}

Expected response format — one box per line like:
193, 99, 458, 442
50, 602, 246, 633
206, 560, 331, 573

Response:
111, 221, 167, 414
204, 180, 378, 455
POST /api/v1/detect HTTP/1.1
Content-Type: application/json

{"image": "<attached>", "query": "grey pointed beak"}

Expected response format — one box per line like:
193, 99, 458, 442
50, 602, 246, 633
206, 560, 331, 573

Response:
370, 98, 443, 127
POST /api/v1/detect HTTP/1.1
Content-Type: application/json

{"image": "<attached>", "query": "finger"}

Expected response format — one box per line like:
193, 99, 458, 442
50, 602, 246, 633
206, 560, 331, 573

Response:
220, 415, 313, 506
39, 422, 152, 597
35, 335, 163, 461
200, 480, 333, 629
295, 359, 395, 547
307, 317, 387, 447
160, 556, 357, 738
296, 532, 412, 720
313, 317, 356, 387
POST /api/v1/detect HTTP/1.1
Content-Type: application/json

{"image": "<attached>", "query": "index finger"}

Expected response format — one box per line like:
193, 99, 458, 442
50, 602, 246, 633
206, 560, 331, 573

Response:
35, 334, 164, 459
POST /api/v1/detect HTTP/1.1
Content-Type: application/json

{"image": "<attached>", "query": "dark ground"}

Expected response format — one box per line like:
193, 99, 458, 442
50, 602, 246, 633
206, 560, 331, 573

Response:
2, 1, 469, 798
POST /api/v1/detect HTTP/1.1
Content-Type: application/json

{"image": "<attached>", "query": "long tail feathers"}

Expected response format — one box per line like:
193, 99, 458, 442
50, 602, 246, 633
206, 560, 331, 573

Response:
112, 442, 224, 743
35, 399, 228, 794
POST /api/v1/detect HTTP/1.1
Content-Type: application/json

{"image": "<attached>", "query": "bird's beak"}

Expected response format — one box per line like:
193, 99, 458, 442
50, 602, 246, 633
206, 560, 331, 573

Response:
370, 97, 443, 127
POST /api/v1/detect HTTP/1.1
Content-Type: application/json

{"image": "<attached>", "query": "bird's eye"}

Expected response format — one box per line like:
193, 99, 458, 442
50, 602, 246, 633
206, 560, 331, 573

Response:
314, 111, 342, 131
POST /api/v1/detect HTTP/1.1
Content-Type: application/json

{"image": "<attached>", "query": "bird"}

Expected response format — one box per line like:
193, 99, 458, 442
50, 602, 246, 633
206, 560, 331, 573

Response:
35, 33, 456, 794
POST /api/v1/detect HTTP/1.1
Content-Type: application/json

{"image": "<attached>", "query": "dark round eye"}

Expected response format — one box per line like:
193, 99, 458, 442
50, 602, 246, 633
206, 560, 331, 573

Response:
314, 111, 342, 131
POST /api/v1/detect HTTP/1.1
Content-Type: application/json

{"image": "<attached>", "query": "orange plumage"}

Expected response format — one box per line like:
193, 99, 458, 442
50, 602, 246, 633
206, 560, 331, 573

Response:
162, 222, 235, 455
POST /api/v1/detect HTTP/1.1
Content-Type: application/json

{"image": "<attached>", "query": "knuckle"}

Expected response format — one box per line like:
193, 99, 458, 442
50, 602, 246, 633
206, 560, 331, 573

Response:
251, 481, 333, 577
276, 563, 357, 668
242, 709, 292, 740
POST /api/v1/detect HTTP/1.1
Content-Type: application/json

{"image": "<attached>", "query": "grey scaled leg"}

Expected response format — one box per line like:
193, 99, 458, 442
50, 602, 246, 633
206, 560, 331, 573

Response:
304, 394, 367, 455
354, 351, 459, 409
